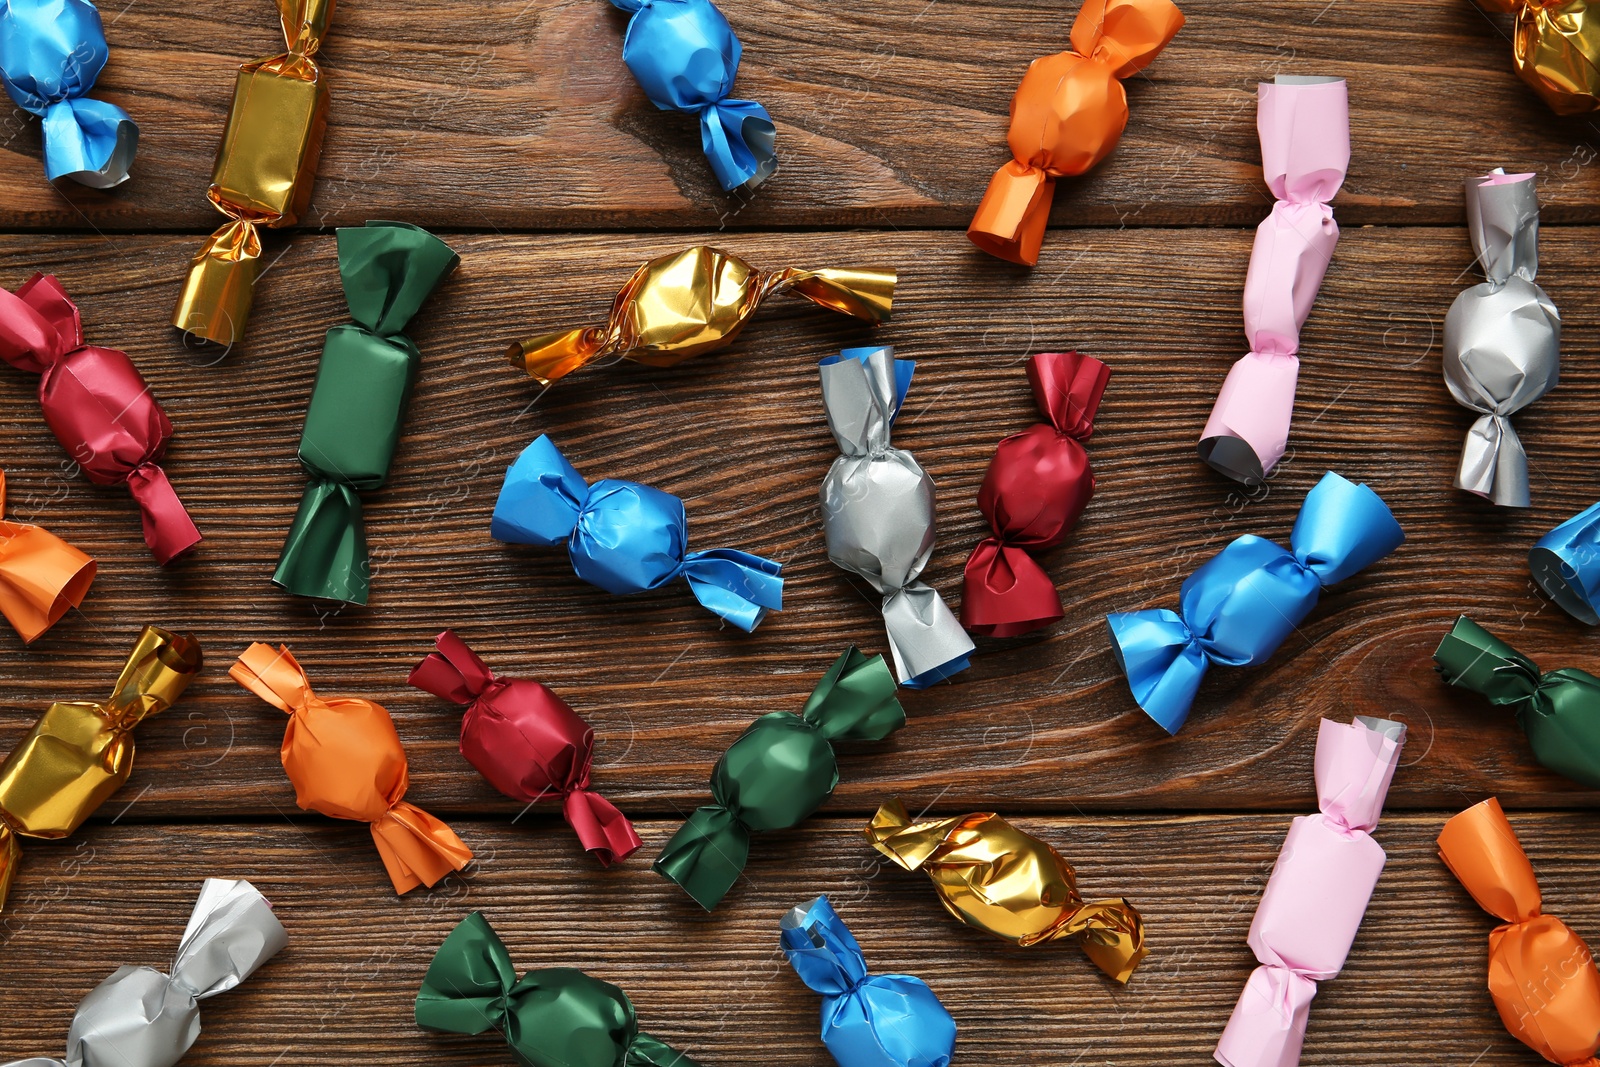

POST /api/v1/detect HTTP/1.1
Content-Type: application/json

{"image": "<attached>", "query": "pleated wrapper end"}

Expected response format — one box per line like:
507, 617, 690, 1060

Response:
0, 469, 96, 643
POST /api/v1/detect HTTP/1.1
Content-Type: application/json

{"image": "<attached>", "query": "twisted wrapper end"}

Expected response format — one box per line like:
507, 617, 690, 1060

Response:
1106, 609, 1207, 734
968, 161, 1055, 267
171, 219, 264, 346
507, 327, 611, 386
489, 434, 590, 545
883, 583, 974, 689
38, 98, 138, 188
652, 805, 751, 911
699, 97, 777, 191
1069, 0, 1186, 80
863, 799, 964, 872
677, 548, 784, 632
0, 469, 96, 643
1531, 500, 1600, 624
765, 265, 896, 323
799, 647, 906, 742
107, 626, 203, 728
1288, 472, 1405, 587
271, 480, 369, 604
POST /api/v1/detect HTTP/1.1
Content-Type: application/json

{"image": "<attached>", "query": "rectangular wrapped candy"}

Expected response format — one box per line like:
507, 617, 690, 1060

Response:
0, 469, 96, 643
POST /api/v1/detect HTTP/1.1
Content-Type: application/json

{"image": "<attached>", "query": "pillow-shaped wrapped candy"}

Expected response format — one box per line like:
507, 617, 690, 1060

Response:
0, 468, 95, 643
491, 433, 783, 632
610, 0, 776, 191
781, 894, 957, 1067
1477, 0, 1600, 114
1107, 471, 1403, 734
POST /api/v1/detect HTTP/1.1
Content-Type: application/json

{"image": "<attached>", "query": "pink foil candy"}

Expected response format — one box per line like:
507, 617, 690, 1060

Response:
1214, 716, 1405, 1067
1199, 76, 1349, 486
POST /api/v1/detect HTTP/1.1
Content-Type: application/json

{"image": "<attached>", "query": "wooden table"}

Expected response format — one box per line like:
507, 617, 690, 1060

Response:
2, 0, 1598, 1062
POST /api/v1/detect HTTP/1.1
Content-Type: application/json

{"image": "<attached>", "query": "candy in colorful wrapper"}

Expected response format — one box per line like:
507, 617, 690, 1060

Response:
610, 0, 775, 191
1530, 500, 1600, 625
0, 0, 136, 187
230, 642, 473, 894
1106, 471, 1403, 735
866, 798, 1145, 980
1199, 77, 1348, 486
408, 629, 641, 865
967, 0, 1183, 266
416, 910, 702, 1067
0, 273, 202, 565
781, 894, 957, 1067
0, 625, 200, 911
272, 222, 459, 605
172, 0, 333, 345
819, 347, 974, 688
1479, 0, 1600, 114
491, 433, 783, 631
1433, 615, 1600, 789
1443, 170, 1559, 508
1439, 797, 1600, 1065
654, 647, 904, 910
0, 469, 95, 643
0, 878, 286, 1067
507, 245, 895, 387
1214, 716, 1405, 1067
962, 351, 1109, 637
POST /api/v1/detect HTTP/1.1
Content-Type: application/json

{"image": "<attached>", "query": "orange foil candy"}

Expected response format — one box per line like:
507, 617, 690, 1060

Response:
0, 470, 94, 643
1438, 797, 1600, 1066
968, 0, 1183, 266
231, 643, 473, 894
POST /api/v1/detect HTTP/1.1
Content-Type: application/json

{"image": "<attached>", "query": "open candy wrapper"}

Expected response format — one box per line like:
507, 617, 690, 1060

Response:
0, 273, 202, 564
1439, 797, 1600, 1065
1443, 170, 1559, 508
507, 245, 894, 387
491, 433, 783, 631
0, 0, 137, 186
820, 347, 974, 688
1107, 471, 1404, 734
408, 629, 641, 866
0, 469, 96, 643
1530, 500, 1600, 625
272, 221, 460, 605
231, 642, 473, 894
1478, 0, 1600, 114
962, 351, 1109, 637
610, 0, 775, 191
1199, 76, 1347, 486
781, 895, 957, 1067
866, 798, 1146, 981
967, 0, 1183, 265
0, 625, 200, 910
1214, 716, 1405, 1067
654, 647, 904, 910
416, 911, 702, 1067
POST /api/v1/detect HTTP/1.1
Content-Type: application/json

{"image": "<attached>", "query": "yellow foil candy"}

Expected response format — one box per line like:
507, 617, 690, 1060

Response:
866, 798, 1147, 982
0, 626, 202, 909
172, 0, 335, 345
507, 245, 896, 387
1482, 0, 1600, 114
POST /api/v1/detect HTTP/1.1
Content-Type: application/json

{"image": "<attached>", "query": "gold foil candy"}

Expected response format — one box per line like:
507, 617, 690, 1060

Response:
1481, 0, 1600, 114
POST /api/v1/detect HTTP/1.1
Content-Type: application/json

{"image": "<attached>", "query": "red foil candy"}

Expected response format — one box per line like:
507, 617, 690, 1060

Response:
0, 274, 200, 565
962, 351, 1109, 637
408, 630, 641, 866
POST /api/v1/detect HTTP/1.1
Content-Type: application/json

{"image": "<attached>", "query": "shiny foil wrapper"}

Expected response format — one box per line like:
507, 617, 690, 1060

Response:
417, 911, 702, 1067
962, 351, 1109, 637
507, 245, 895, 387
1107, 471, 1403, 734
0, 469, 96, 643
867, 798, 1146, 981
968, 0, 1183, 265
172, 0, 334, 345
781, 894, 957, 1067
0, 273, 202, 564
491, 433, 784, 631
653, 648, 904, 910
0, 0, 137, 186
1439, 797, 1600, 1065
1200, 77, 1348, 486
3, 879, 286, 1067
231, 642, 473, 894
408, 629, 641, 866
0, 625, 201, 910
1530, 499, 1600, 624
1481, 0, 1600, 114
272, 221, 459, 605
611, 0, 775, 191
1215, 717, 1405, 1067
1434, 615, 1600, 789
1443, 170, 1559, 508
819, 347, 974, 688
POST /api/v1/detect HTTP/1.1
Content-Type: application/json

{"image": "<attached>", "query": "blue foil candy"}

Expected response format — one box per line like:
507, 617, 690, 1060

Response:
1106, 471, 1404, 734
611, 0, 777, 191
1530, 500, 1600, 624
490, 434, 783, 631
0, 0, 137, 186
781, 895, 957, 1067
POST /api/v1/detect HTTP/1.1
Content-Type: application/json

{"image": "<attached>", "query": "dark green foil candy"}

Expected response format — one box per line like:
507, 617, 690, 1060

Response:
416, 911, 698, 1067
1434, 614, 1600, 789
272, 220, 459, 604
653, 646, 905, 910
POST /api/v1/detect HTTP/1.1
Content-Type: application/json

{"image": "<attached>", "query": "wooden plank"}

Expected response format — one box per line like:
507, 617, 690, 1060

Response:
3, 0, 1600, 229
2, 226, 1600, 817
0, 812, 1592, 1065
